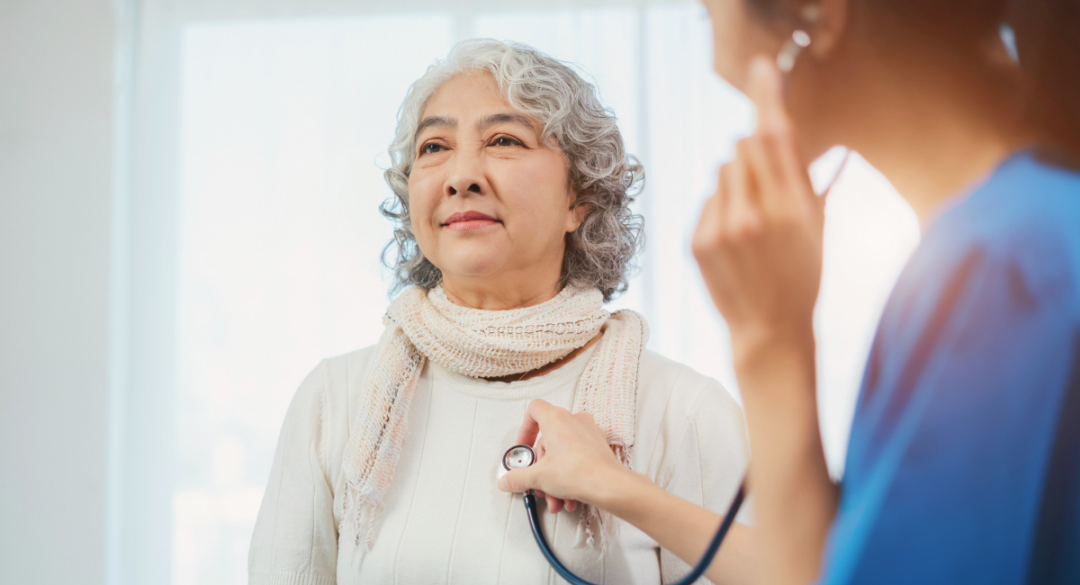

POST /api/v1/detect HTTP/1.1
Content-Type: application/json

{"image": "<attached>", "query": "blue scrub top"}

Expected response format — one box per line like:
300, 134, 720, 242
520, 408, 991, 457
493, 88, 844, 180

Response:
821, 149, 1080, 585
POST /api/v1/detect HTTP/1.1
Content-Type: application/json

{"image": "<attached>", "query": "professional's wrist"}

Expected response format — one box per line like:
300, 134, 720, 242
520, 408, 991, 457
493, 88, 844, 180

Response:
591, 466, 655, 521
730, 321, 815, 367
731, 321, 819, 431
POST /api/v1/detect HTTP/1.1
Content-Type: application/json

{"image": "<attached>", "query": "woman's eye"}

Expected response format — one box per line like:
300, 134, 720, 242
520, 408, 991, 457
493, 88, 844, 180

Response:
492, 136, 522, 147
421, 143, 444, 155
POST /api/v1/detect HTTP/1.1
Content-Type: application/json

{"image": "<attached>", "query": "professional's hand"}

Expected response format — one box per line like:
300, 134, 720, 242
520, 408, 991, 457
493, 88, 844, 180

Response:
692, 56, 823, 360
692, 56, 838, 585
496, 399, 629, 513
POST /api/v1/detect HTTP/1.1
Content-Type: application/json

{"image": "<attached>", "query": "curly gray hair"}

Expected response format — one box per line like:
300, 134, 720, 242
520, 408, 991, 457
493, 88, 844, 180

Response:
380, 39, 644, 302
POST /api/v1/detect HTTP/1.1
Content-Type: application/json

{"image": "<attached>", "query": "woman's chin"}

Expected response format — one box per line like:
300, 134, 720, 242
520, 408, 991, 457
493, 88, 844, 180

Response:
439, 264, 505, 285
435, 246, 514, 281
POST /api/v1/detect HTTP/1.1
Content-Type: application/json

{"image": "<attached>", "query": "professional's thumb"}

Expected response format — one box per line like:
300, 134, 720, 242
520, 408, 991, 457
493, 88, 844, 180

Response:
498, 467, 537, 494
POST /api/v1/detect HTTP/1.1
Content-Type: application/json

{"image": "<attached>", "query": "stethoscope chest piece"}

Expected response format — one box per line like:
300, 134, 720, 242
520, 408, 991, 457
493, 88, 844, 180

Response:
502, 441, 745, 585
503, 444, 535, 471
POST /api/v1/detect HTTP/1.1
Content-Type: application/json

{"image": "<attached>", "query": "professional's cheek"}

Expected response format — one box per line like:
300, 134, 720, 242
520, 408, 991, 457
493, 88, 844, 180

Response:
707, 0, 780, 92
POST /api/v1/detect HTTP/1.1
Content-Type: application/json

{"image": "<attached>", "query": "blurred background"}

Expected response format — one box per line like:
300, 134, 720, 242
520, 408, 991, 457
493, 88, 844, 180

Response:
0, 0, 919, 584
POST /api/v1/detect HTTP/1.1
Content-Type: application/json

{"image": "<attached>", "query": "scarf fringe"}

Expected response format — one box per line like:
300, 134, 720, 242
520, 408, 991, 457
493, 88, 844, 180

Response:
577, 443, 631, 555
340, 481, 382, 549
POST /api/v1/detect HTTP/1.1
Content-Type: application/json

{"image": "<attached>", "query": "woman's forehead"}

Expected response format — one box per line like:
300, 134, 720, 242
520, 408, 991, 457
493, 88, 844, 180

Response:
426, 71, 502, 107
418, 72, 540, 132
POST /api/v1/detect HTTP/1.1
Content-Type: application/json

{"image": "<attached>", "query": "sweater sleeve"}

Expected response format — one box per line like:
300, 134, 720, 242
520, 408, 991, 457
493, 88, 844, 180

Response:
655, 373, 751, 585
249, 360, 339, 585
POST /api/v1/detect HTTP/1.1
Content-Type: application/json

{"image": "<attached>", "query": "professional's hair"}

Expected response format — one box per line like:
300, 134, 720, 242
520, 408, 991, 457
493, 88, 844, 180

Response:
1003, 0, 1080, 158
744, 0, 1080, 158
380, 39, 644, 302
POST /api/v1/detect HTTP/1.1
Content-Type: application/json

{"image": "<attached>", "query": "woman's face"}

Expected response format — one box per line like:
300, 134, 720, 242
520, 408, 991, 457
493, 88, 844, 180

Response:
407, 72, 581, 299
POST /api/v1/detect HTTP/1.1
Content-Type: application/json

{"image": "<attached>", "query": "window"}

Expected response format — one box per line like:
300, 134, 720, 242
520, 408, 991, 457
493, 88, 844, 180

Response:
120, 3, 920, 583
174, 15, 453, 584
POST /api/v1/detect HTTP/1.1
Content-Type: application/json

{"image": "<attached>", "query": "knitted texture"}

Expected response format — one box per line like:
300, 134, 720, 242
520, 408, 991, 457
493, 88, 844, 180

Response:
340, 286, 647, 548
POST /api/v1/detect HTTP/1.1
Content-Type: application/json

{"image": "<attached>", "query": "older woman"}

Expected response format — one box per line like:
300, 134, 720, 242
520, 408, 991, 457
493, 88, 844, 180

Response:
248, 39, 748, 585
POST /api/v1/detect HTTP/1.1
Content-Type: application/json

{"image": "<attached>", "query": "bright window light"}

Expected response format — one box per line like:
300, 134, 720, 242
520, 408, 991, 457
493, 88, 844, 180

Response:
176, 15, 453, 585
174, 6, 919, 584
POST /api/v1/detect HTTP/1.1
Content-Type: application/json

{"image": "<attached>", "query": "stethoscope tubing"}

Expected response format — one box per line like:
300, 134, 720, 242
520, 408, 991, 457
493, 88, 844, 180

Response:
522, 480, 747, 585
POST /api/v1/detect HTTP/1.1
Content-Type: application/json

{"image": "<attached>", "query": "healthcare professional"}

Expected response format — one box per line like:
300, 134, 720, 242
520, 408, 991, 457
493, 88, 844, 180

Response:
498, 0, 1080, 583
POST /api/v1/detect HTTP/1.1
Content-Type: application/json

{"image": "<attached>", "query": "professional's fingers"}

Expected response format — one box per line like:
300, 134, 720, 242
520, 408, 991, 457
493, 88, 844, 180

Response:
748, 56, 790, 137
743, 131, 782, 199
692, 174, 726, 260
514, 399, 559, 447
535, 487, 560, 512
535, 485, 561, 513
746, 56, 809, 204
572, 411, 596, 426
714, 164, 731, 234
498, 466, 537, 493
535, 488, 567, 513
752, 133, 815, 221
565, 499, 578, 512
724, 148, 760, 238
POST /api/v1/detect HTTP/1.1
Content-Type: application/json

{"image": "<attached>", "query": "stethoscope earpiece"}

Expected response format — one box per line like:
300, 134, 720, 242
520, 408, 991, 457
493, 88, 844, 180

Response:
776, 2, 821, 74
777, 29, 813, 73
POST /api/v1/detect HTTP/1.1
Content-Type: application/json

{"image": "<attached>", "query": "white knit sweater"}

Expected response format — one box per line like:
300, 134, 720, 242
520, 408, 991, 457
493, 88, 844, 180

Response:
249, 342, 749, 585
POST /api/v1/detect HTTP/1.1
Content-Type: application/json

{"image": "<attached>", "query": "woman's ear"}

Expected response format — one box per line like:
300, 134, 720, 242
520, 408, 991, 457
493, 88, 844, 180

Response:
809, 0, 850, 57
567, 195, 593, 233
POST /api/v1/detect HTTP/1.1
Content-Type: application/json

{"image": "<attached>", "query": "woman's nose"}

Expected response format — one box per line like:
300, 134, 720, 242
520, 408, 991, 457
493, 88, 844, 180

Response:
446, 180, 482, 196
445, 153, 488, 197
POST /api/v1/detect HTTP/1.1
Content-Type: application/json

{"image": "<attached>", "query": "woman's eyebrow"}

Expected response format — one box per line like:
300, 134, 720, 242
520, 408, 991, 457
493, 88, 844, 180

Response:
477, 112, 535, 133
414, 115, 456, 141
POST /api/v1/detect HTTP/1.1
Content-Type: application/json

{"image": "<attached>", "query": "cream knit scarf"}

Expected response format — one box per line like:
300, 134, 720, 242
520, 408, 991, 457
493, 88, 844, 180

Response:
340, 285, 647, 549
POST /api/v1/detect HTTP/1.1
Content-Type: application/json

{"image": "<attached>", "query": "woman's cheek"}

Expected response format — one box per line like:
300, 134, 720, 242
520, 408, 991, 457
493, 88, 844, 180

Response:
407, 177, 437, 229
513, 158, 566, 216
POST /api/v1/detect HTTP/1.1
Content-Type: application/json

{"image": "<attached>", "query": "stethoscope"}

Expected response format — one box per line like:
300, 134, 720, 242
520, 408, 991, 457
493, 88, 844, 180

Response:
502, 444, 746, 585
499, 11, 847, 583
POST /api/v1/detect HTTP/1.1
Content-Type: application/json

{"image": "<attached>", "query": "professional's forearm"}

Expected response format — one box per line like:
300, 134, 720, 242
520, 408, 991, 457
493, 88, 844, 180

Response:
735, 330, 838, 585
597, 470, 759, 585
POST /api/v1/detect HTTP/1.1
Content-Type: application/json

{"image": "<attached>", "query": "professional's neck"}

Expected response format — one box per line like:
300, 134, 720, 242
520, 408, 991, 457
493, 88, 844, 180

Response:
823, 41, 1035, 223
441, 274, 562, 311
854, 102, 1025, 223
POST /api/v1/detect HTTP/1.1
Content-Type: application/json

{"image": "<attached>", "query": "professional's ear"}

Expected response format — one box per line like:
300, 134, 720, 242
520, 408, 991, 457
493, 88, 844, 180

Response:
808, 0, 849, 57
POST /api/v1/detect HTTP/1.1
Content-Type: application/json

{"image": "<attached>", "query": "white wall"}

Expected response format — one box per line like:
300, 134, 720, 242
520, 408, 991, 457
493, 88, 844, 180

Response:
0, 2, 114, 584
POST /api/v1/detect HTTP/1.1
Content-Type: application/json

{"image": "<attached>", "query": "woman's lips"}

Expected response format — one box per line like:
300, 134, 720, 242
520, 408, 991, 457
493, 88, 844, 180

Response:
446, 220, 497, 231
442, 211, 500, 231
